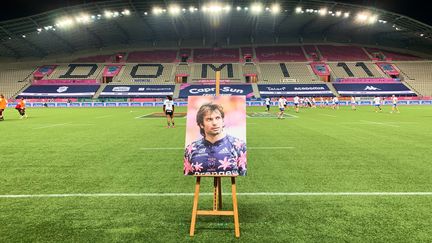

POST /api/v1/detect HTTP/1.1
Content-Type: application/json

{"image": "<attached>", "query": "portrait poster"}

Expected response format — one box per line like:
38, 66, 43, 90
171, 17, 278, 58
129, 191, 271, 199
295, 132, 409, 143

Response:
184, 96, 247, 176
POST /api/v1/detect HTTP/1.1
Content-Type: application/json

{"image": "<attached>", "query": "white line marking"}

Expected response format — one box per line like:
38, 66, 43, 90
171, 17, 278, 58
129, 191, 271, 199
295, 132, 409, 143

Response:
1, 192, 432, 199
321, 114, 337, 118
360, 120, 400, 127
33, 123, 71, 129
140, 147, 295, 150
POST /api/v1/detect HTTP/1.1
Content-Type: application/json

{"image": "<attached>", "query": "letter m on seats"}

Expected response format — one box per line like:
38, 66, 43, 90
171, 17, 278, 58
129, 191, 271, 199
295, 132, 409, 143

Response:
201, 64, 233, 78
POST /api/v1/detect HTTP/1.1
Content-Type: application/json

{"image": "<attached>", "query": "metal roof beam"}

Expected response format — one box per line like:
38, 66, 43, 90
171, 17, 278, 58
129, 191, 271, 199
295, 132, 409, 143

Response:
0, 26, 46, 57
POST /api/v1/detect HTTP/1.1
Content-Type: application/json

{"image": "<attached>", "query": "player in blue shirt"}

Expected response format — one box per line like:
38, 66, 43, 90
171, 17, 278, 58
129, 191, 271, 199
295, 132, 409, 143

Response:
184, 103, 247, 176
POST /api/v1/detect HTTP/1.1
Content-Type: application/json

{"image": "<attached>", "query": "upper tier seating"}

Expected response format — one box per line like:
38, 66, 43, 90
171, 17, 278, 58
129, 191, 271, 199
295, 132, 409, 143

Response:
255, 46, 307, 62
317, 45, 370, 61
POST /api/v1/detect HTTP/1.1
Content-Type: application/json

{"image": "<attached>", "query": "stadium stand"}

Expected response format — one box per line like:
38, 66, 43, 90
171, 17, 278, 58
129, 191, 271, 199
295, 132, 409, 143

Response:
242, 63, 258, 76
191, 63, 242, 81
74, 54, 114, 63
0, 66, 35, 98
328, 62, 385, 78
193, 48, 240, 63
255, 46, 307, 62
240, 47, 254, 59
127, 50, 178, 63
317, 45, 370, 61
258, 63, 319, 83
365, 48, 422, 61
49, 64, 104, 80
175, 64, 191, 76
114, 63, 175, 84
395, 62, 432, 96
303, 45, 320, 60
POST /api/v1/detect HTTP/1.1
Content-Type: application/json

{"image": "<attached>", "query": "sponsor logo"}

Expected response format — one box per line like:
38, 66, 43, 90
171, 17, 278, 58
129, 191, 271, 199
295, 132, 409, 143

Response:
113, 87, 130, 92
198, 148, 206, 153
56, 86, 69, 93
364, 86, 381, 91
219, 147, 230, 154
189, 86, 244, 94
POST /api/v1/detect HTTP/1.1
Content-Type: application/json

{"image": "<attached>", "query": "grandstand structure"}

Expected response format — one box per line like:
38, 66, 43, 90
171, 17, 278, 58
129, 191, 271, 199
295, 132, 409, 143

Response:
0, 0, 431, 99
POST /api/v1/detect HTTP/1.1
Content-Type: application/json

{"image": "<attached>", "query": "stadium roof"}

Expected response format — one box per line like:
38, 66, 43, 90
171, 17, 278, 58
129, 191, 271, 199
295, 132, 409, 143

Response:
0, 0, 431, 59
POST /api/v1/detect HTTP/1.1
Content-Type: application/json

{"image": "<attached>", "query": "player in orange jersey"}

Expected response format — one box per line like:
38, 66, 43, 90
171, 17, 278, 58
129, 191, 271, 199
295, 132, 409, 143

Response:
0, 94, 7, 121
15, 97, 27, 119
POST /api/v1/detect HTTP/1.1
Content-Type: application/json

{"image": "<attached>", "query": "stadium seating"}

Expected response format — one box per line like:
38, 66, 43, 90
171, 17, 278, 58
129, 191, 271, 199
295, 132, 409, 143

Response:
395, 62, 432, 96
242, 64, 258, 75
317, 45, 370, 61
328, 62, 385, 78
193, 48, 240, 63
175, 64, 191, 76
127, 50, 178, 63
255, 46, 307, 62
0, 67, 35, 98
240, 47, 254, 58
50, 64, 104, 80
190, 63, 242, 81
258, 63, 319, 83
366, 48, 421, 61
73, 55, 113, 63
114, 63, 175, 84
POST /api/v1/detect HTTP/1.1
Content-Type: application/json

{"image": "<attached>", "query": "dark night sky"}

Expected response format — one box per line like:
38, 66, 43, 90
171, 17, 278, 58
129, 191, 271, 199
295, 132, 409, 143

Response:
0, 0, 430, 25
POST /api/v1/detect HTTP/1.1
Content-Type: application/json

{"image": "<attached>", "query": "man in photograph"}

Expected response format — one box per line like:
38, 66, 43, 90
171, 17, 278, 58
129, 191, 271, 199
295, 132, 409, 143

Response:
184, 103, 247, 176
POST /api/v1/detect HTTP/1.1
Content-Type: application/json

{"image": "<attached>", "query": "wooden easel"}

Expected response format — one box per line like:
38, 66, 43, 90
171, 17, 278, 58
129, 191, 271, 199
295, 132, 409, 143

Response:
189, 175, 240, 238
189, 71, 240, 237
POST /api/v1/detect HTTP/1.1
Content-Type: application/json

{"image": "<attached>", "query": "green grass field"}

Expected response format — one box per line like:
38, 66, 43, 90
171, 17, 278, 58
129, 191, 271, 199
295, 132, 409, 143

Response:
1, 105, 432, 242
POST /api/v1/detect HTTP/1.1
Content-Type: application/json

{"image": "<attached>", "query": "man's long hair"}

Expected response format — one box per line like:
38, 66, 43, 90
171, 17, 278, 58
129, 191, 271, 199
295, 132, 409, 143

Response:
196, 103, 225, 137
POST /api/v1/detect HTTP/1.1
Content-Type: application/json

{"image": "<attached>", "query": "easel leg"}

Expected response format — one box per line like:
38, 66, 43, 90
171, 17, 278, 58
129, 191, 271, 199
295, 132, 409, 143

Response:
213, 177, 218, 211
217, 177, 222, 210
190, 177, 201, 236
231, 177, 240, 238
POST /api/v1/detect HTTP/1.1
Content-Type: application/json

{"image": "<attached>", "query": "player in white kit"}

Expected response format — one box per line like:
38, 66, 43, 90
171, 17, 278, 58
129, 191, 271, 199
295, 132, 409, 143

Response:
163, 96, 175, 128
277, 96, 286, 119
373, 96, 382, 112
390, 95, 400, 113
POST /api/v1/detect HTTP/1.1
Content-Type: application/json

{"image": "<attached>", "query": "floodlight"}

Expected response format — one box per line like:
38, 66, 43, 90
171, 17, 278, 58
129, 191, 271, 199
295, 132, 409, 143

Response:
344, 12, 350, 18
169, 5, 181, 15
335, 11, 342, 17
271, 4, 280, 14
356, 13, 368, 22
251, 3, 263, 14
236, 6, 241, 11
189, 6, 196, 12
121, 9, 131, 16
318, 8, 327, 16
22, 35, 26, 38
368, 15, 378, 24
153, 7, 163, 15
75, 14, 91, 24
104, 10, 113, 18
37, 28, 42, 32
295, 7, 302, 13
55, 17, 75, 28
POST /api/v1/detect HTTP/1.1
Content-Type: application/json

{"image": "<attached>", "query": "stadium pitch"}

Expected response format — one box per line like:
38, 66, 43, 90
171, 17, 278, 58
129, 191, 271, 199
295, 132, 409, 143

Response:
1, 106, 432, 242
